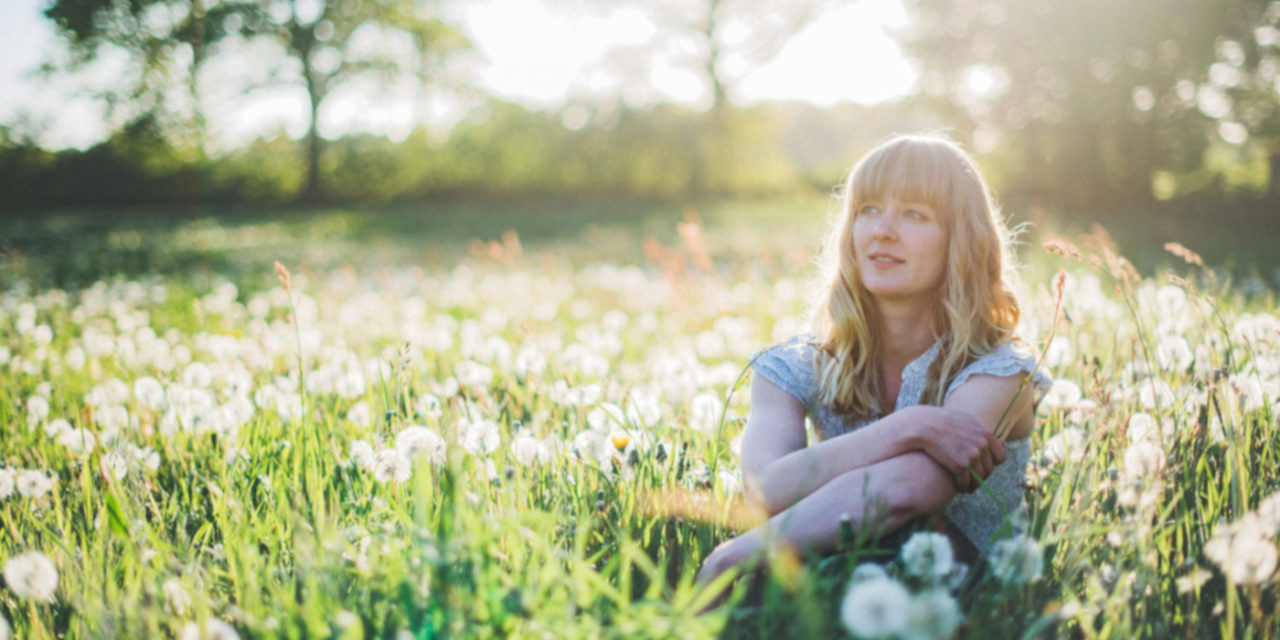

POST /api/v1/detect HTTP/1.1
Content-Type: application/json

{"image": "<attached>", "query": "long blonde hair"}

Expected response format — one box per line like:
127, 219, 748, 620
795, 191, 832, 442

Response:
812, 134, 1023, 416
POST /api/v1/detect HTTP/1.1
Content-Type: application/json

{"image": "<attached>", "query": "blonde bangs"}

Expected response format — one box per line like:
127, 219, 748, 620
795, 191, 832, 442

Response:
848, 138, 967, 229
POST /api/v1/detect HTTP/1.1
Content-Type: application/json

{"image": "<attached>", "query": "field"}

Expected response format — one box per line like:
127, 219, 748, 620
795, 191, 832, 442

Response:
1, 201, 1279, 639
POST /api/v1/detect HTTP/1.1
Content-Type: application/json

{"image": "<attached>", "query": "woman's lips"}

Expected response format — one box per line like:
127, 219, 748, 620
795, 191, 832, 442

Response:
868, 253, 904, 267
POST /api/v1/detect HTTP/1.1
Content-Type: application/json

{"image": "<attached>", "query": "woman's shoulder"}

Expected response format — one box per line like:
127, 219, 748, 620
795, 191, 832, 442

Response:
945, 340, 1053, 400
749, 333, 819, 406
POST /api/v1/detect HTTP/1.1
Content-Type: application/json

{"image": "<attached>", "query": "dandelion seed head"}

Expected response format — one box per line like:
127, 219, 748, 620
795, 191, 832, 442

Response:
1044, 336, 1075, 369
179, 617, 240, 640
457, 418, 500, 456
1155, 335, 1193, 371
850, 562, 889, 584
3, 551, 58, 602
1122, 441, 1166, 480
1041, 380, 1083, 408
1206, 515, 1278, 584
455, 360, 494, 388
511, 434, 551, 466
163, 579, 191, 615
16, 470, 53, 498
100, 452, 128, 482
989, 536, 1044, 585
689, 392, 722, 434
900, 532, 954, 583
903, 590, 962, 640
1041, 427, 1086, 465
372, 450, 412, 484
840, 577, 911, 639
346, 401, 371, 428
349, 440, 376, 470
396, 426, 446, 465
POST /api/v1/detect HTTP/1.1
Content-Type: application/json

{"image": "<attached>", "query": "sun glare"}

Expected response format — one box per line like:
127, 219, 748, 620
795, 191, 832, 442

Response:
0, 0, 916, 149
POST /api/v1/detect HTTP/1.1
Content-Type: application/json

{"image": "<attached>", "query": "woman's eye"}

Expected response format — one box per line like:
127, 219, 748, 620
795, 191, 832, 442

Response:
859, 205, 881, 216
906, 209, 924, 220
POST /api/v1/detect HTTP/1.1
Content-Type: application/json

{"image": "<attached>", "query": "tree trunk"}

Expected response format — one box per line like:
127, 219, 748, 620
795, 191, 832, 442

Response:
301, 61, 323, 203
303, 95, 322, 202
1269, 149, 1280, 202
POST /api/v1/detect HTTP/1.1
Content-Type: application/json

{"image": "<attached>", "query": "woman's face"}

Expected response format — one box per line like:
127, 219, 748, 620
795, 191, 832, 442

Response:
851, 194, 949, 306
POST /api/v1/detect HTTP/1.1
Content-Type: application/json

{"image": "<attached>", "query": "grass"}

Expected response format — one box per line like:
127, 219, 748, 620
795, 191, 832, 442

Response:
0, 200, 1278, 638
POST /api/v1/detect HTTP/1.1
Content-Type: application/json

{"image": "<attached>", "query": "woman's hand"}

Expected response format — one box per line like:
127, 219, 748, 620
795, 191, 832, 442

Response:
694, 531, 766, 611
696, 532, 764, 585
911, 407, 1006, 493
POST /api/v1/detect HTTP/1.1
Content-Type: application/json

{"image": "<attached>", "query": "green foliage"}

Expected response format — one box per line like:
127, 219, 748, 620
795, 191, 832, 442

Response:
899, 0, 1280, 207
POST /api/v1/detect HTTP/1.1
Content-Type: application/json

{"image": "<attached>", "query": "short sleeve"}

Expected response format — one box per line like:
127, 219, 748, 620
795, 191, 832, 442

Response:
944, 342, 1052, 402
749, 335, 817, 410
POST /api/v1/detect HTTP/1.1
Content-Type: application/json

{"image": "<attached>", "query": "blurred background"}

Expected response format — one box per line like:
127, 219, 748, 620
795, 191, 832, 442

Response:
1, 0, 1279, 281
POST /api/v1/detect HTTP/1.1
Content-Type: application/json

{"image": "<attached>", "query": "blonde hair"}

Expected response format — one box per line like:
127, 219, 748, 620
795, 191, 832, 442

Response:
812, 134, 1022, 416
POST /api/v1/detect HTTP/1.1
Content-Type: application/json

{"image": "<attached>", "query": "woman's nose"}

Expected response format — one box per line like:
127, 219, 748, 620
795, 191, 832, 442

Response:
872, 210, 898, 239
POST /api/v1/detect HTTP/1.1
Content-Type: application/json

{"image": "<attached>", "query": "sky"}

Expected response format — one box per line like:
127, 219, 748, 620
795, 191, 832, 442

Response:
0, 0, 917, 150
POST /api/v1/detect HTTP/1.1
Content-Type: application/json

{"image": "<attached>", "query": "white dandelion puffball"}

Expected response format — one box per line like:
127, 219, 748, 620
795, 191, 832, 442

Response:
1042, 427, 1087, 465
1044, 336, 1074, 369
3, 551, 58, 602
396, 426, 446, 465
840, 577, 911, 639
178, 617, 240, 640
1041, 380, 1082, 409
372, 450, 412, 484
25, 395, 50, 429
1205, 515, 1278, 585
688, 392, 722, 434
586, 403, 627, 431
905, 589, 963, 640
415, 394, 442, 419
100, 452, 128, 482
850, 562, 890, 584
346, 401, 371, 428
1155, 335, 1193, 371
43, 418, 71, 438
1257, 491, 1280, 532
455, 360, 494, 388
1122, 441, 1166, 480
134, 376, 166, 409
900, 532, 955, 583
349, 440, 376, 470
1125, 412, 1171, 445
163, 578, 191, 615
510, 434, 551, 466
989, 536, 1044, 585
0, 469, 14, 500
457, 418, 501, 456
16, 470, 53, 498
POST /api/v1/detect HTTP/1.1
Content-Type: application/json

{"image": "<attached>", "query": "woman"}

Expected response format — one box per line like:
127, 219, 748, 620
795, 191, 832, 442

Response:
697, 134, 1050, 586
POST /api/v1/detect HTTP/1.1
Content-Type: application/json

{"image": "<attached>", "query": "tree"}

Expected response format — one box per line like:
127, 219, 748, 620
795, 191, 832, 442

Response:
45, 0, 469, 201
237, 0, 468, 201
44, 0, 247, 154
897, 0, 1276, 207
567, 0, 832, 196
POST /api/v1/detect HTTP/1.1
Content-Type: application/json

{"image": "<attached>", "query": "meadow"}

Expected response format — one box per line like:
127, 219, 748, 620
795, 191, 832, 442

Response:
1, 202, 1279, 639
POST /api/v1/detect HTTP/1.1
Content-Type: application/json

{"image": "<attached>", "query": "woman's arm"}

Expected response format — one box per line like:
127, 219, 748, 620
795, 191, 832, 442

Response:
698, 373, 1037, 585
754, 402, 1007, 515
737, 376, 808, 501
698, 451, 952, 584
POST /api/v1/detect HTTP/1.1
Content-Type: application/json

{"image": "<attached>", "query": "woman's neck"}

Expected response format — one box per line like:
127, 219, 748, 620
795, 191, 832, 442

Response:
876, 300, 939, 370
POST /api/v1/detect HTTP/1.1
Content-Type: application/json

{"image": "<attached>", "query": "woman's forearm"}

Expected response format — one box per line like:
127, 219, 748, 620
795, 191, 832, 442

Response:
759, 451, 955, 553
756, 406, 932, 514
